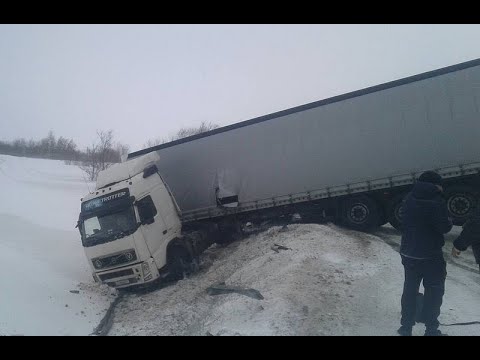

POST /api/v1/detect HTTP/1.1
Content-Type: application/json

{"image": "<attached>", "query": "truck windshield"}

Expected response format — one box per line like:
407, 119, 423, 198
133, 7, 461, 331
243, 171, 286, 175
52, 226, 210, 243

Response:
81, 207, 137, 247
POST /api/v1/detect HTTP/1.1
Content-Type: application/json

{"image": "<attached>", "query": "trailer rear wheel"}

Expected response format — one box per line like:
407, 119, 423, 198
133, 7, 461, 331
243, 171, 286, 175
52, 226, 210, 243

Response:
341, 195, 380, 231
444, 186, 477, 226
387, 193, 407, 231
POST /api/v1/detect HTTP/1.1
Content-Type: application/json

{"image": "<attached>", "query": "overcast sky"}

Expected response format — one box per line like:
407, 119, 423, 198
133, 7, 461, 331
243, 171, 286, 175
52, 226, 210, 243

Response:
1, 24, 480, 152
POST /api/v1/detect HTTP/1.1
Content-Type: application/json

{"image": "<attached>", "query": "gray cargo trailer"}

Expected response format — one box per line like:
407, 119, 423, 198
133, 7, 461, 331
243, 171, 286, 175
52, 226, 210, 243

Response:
129, 58, 480, 230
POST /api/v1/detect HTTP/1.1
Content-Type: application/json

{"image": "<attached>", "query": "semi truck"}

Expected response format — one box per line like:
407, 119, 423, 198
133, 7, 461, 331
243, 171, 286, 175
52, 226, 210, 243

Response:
78, 58, 480, 289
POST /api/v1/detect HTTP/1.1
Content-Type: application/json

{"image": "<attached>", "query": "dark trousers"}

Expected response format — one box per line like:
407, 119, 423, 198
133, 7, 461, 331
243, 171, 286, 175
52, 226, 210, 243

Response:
400, 255, 447, 330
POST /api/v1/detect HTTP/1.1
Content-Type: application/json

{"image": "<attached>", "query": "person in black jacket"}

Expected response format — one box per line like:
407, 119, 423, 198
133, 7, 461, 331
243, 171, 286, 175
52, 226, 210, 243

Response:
397, 171, 453, 336
452, 206, 480, 273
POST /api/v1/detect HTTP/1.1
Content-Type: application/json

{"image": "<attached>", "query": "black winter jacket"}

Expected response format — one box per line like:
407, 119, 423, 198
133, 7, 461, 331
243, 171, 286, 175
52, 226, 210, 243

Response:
454, 206, 480, 265
400, 181, 453, 259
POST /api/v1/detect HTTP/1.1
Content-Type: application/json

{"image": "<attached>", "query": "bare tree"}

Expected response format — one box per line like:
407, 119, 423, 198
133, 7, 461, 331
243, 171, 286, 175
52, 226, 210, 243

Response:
142, 121, 219, 149
174, 121, 219, 139
115, 142, 130, 162
12, 138, 27, 156
79, 130, 120, 181
142, 137, 166, 149
97, 130, 118, 165
79, 143, 100, 181
37, 131, 56, 158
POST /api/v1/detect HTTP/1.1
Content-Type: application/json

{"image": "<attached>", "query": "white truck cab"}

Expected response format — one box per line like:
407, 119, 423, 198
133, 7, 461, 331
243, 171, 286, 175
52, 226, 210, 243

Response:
78, 153, 184, 288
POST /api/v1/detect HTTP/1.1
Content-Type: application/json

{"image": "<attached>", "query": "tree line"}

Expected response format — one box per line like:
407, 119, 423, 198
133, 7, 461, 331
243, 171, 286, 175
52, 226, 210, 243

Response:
0, 130, 129, 181
0, 131, 81, 161
142, 121, 219, 148
0, 122, 219, 181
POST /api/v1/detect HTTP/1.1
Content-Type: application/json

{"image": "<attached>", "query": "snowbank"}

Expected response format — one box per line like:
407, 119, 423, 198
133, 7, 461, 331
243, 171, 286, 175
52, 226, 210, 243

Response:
111, 223, 480, 336
2, 155, 478, 336
0, 155, 113, 335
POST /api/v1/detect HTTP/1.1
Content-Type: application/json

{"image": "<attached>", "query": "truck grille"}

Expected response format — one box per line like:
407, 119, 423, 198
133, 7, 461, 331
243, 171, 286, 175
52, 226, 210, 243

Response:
92, 249, 137, 270
98, 269, 134, 281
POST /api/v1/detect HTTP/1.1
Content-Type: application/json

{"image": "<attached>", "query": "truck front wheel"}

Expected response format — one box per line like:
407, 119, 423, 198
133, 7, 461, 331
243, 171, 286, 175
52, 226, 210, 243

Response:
341, 195, 380, 231
166, 245, 193, 282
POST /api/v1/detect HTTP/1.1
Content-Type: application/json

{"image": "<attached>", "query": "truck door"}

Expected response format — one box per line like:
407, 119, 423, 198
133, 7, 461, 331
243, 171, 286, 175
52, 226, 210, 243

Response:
151, 179, 181, 233
136, 195, 167, 259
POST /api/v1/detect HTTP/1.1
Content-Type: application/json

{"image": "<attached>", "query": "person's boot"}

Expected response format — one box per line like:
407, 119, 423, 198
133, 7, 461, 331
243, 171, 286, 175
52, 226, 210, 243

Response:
397, 326, 412, 336
424, 328, 448, 336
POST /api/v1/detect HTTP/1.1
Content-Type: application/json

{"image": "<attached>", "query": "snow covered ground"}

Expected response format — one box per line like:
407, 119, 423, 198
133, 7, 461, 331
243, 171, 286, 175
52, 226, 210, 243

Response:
1, 154, 479, 336
111, 223, 480, 336
0, 155, 114, 336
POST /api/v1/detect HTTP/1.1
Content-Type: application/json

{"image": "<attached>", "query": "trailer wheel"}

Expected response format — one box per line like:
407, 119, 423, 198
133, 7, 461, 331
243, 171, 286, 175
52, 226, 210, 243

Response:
341, 195, 380, 231
387, 193, 408, 231
444, 186, 477, 226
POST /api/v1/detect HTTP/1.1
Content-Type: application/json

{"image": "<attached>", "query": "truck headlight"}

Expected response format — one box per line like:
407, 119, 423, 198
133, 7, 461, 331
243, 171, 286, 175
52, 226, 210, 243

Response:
142, 262, 151, 276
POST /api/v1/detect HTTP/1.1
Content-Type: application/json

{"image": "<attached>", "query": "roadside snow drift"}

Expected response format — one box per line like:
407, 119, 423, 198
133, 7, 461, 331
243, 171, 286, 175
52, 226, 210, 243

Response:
111, 224, 480, 336
0, 155, 114, 336
1, 155, 479, 336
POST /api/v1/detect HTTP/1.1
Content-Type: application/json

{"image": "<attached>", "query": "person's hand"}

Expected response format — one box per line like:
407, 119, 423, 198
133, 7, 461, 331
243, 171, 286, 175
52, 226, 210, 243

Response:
451, 247, 461, 257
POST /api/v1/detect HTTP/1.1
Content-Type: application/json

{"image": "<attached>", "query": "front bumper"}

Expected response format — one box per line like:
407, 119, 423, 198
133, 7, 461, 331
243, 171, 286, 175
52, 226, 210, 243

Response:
94, 257, 160, 288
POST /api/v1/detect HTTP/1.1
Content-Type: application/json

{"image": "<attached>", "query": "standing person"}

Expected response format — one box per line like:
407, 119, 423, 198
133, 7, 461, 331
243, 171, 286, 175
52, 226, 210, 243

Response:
398, 171, 453, 336
452, 206, 480, 273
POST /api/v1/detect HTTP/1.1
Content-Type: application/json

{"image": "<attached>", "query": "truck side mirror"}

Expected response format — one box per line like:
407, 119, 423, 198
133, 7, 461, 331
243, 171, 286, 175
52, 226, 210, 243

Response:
76, 220, 82, 236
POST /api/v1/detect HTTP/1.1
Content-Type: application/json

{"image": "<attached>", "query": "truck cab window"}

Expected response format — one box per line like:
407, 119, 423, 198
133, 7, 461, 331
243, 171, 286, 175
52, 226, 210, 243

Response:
137, 196, 157, 223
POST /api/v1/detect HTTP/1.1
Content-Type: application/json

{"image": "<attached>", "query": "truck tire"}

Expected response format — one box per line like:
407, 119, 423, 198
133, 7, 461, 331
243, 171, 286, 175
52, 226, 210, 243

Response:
387, 193, 408, 231
166, 245, 193, 282
215, 221, 244, 245
341, 195, 380, 231
444, 185, 477, 226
